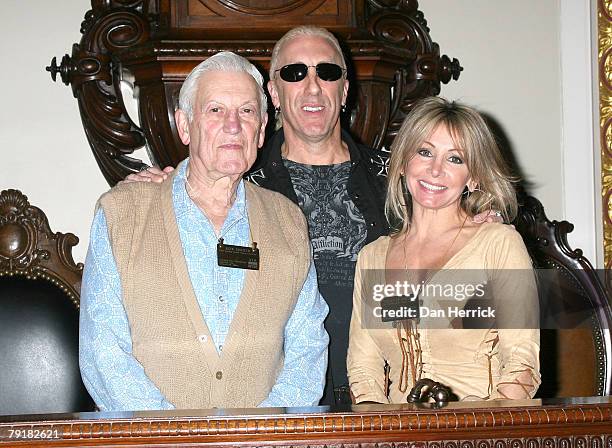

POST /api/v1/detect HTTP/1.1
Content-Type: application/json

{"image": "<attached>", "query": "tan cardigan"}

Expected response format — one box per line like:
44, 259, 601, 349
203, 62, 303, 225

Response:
99, 168, 311, 408
347, 223, 540, 403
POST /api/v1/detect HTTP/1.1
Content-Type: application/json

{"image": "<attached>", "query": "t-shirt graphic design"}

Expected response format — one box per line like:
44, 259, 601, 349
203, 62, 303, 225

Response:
284, 160, 367, 287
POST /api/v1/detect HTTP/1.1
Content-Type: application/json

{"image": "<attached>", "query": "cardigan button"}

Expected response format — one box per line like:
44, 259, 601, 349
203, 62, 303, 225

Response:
370, 221, 376, 227
216, 371, 223, 380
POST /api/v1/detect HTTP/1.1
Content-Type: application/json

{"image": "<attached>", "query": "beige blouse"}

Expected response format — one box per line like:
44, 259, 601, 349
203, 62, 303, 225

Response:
347, 223, 540, 403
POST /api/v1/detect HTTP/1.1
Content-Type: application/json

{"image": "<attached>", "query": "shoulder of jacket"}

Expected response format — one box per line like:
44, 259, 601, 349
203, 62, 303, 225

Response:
356, 144, 389, 178
98, 181, 162, 221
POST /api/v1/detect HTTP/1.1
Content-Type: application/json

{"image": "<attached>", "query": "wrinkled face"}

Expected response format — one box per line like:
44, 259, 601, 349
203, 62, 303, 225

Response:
405, 123, 474, 212
175, 71, 267, 180
268, 35, 348, 144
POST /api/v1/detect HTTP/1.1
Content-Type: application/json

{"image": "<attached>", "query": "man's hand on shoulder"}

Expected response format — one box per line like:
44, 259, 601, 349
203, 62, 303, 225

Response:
120, 166, 174, 184
472, 210, 504, 224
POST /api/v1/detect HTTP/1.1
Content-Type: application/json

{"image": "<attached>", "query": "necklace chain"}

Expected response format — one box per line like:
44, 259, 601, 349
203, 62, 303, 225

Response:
402, 214, 469, 274
396, 214, 469, 394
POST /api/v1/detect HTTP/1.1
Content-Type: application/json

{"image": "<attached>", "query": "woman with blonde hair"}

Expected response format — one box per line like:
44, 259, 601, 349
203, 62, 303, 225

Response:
347, 97, 540, 403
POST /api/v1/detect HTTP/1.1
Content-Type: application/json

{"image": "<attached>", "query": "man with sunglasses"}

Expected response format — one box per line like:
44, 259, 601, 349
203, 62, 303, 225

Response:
248, 26, 389, 407
127, 26, 389, 407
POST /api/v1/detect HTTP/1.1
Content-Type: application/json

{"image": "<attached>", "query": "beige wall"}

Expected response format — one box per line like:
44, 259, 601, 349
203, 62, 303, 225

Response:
0, 1, 597, 264
421, 0, 562, 214
420, 0, 600, 265
1, 1, 106, 262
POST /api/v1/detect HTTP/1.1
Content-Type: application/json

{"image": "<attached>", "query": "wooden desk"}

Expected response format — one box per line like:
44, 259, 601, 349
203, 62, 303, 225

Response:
0, 397, 610, 447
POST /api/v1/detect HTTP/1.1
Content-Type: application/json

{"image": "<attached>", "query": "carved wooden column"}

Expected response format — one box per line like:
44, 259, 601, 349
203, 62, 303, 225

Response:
48, 0, 461, 186
46, 0, 153, 183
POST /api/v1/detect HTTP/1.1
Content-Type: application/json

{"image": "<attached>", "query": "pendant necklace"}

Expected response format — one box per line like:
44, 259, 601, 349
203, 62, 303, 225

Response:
397, 214, 469, 393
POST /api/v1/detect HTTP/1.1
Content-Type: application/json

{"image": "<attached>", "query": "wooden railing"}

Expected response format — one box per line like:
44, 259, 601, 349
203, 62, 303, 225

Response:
1, 397, 611, 447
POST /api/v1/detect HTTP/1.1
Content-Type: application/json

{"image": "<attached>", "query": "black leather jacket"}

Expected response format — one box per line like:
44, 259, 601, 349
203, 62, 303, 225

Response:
246, 128, 389, 245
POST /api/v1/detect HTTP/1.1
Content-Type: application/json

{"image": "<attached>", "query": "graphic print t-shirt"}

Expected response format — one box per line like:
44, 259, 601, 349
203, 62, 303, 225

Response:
284, 159, 368, 386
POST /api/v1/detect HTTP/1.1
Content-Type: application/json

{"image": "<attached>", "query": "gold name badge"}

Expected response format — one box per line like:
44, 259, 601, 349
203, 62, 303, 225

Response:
217, 238, 260, 270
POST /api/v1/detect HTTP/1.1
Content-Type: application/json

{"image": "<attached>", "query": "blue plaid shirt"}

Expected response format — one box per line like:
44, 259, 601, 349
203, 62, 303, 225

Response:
79, 161, 328, 411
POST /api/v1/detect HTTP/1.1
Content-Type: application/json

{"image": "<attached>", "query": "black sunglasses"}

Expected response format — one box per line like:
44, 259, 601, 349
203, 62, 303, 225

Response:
275, 63, 346, 82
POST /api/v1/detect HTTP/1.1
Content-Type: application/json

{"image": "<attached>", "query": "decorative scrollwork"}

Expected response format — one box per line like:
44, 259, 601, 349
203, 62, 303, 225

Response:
0, 189, 83, 304
364, 0, 462, 150
599, 0, 612, 284
601, 0, 612, 22
0, 190, 45, 271
514, 194, 612, 395
50, 1, 461, 183
48, 1, 153, 185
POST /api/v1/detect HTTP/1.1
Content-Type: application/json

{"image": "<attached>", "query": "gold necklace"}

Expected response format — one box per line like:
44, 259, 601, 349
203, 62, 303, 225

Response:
397, 214, 469, 394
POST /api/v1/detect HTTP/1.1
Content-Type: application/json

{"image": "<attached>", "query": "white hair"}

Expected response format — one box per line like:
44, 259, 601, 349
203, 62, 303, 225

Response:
178, 51, 268, 121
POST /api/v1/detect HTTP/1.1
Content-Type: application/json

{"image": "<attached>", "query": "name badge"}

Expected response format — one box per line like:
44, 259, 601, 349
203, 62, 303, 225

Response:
217, 238, 260, 270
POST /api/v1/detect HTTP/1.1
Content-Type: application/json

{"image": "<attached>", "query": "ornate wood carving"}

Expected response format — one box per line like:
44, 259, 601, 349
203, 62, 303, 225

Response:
48, 0, 461, 186
0, 189, 83, 304
514, 194, 612, 396
598, 0, 612, 281
0, 400, 611, 446
46, 0, 153, 184
364, 0, 461, 149
172, 0, 353, 28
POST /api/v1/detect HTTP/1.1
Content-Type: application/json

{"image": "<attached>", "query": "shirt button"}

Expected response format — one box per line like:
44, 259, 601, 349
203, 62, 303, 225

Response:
216, 371, 223, 380
218, 345, 223, 351
218, 296, 224, 302
198, 334, 208, 342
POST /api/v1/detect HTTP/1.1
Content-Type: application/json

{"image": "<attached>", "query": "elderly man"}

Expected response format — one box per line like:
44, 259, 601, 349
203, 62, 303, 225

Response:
79, 51, 329, 411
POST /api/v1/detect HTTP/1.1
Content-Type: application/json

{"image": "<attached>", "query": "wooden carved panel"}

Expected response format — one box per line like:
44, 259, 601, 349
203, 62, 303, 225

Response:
515, 194, 612, 396
1, 399, 611, 446
49, 0, 461, 186
172, 0, 353, 30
